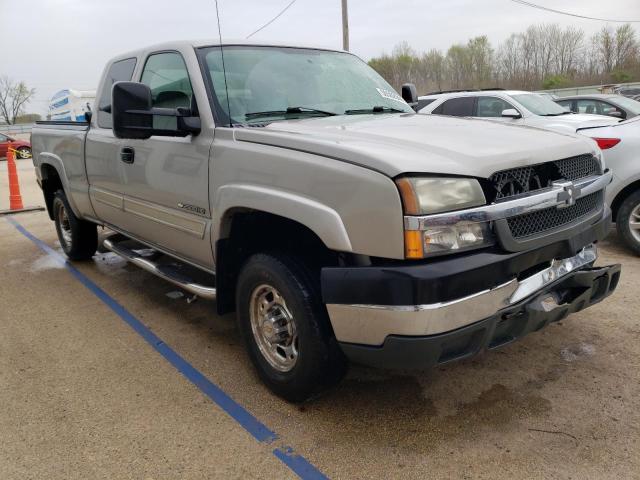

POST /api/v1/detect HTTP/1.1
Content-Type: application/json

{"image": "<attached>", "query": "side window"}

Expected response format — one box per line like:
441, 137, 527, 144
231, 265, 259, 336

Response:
477, 97, 514, 117
576, 99, 598, 115
97, 58, 137, 129
556, 100, 574, 113
140, 52, 194, 130
597, 101, 625, 118
0, 134, 7, 141
417, 98, 435, 112
439, 97, 474, 116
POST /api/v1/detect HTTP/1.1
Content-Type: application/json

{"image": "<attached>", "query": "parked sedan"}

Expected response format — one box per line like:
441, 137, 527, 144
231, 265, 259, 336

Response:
579, 116, 640, 254
418, 90, 619, 133
556, 94, 640, 120
0, 132, 32, 159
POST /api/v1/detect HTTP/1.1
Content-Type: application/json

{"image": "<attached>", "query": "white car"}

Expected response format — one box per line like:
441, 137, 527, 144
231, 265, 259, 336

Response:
579, 116, 640, 254
418, 90, 620, 134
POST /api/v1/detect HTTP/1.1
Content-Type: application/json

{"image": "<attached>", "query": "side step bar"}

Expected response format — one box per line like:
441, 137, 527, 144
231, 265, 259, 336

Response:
103, 237, 217, 300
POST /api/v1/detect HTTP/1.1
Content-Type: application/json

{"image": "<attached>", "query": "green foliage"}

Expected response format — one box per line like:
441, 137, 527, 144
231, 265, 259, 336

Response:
542, 75, 570, 89
611, 69, 633, 83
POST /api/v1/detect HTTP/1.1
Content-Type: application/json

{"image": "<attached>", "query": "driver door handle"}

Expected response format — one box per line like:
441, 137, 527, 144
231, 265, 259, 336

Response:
120, 146, 135, 164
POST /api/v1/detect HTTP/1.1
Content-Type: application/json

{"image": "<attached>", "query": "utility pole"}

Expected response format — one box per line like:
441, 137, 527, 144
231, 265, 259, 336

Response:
341, 0, 349, 51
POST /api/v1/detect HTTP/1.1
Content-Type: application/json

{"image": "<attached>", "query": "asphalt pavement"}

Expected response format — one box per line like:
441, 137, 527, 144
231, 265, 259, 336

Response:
1, 164, 639, 479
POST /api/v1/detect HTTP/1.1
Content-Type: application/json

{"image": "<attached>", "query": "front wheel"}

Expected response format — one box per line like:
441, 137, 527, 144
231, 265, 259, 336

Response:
236, 252, 347, 402
16, 147, 32, 159
53, 190, 98, 260
616, 190, 640, 256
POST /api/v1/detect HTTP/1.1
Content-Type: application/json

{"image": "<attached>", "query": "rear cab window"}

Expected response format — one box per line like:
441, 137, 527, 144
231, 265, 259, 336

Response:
97, 58, 137, 128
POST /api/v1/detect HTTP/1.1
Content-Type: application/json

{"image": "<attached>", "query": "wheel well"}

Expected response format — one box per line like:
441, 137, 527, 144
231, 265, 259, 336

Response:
611, 180, 640, 221
40, 164, 63, 220
215, 210, 338, 315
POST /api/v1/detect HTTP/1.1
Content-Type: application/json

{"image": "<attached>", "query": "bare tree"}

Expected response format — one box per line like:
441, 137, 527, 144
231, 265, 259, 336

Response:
0, 76, 36, 125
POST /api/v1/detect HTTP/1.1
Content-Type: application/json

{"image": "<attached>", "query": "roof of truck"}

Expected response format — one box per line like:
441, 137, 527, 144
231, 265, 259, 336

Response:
112, 39, 347, 61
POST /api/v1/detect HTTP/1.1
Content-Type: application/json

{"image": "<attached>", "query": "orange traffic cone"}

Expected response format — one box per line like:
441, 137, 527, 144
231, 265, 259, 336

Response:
6, 142, 25, 210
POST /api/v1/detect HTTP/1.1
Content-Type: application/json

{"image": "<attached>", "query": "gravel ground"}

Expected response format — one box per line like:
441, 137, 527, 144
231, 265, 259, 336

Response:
1, 166, 638, 479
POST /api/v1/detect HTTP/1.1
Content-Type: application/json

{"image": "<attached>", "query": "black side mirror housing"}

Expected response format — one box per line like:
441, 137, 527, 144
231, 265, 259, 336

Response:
401, 83, 418, 110
111, 81, 200, 139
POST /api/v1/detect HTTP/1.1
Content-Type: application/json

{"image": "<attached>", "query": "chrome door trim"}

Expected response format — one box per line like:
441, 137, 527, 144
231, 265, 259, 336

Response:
123, 196, 207, 239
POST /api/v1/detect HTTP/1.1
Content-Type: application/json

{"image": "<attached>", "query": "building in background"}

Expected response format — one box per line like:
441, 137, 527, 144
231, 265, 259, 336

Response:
48, 89, 96, 121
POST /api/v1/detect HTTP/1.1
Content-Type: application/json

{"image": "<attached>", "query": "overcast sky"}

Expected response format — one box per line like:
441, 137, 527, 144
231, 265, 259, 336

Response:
1, 0, 639, 116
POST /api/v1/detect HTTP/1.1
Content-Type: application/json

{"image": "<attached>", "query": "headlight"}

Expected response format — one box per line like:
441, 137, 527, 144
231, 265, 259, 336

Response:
395, 177, 486, 215
396, 176, 494, 259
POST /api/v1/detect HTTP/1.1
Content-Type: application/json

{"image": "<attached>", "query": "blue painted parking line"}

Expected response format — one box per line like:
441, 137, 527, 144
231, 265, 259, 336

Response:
6, 216, 328, 480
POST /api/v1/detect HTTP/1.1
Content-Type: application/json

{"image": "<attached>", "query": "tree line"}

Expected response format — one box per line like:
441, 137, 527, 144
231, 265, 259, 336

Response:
368, 24, 640, 94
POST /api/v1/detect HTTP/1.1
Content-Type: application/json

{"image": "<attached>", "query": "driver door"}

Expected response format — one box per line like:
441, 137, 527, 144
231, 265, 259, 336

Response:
114, 50, 214, 269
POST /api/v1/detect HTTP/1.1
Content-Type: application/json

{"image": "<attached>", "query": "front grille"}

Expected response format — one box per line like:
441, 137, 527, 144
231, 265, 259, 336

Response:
489, 154, 601, 201
507, 191, 602, 239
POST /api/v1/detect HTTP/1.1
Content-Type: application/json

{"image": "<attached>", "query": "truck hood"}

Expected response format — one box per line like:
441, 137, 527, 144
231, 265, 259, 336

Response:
233, 113, 598, 178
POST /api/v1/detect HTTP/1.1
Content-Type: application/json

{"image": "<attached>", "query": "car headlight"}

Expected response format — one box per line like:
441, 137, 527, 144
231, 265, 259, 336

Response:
395, 177, 486, 215
396, 176, 494, 258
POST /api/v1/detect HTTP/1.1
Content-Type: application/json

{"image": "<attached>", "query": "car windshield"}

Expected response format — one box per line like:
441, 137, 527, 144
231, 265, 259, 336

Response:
200, 46, 413, 125
614, 96, 640, 115
512, 93, 568, 116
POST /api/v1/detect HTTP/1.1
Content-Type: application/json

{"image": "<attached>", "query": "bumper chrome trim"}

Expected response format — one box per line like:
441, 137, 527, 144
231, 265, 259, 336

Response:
326, 245, 598, 346
404, 171, 612, 230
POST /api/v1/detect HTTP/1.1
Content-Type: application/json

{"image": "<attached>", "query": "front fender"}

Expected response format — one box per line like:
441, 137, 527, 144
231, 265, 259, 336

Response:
214, 183, 352, 252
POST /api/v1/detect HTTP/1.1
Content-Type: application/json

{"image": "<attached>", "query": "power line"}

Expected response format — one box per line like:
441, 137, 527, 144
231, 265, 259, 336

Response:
509, 0, 640, 23
246, 0, 299, 39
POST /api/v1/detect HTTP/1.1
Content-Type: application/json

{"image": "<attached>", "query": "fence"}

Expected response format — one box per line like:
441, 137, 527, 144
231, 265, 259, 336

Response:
539, 82, 640, 98
0, 124, 34, 135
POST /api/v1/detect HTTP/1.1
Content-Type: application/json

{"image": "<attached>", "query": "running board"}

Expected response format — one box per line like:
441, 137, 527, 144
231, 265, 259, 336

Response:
102, 236, 217, 300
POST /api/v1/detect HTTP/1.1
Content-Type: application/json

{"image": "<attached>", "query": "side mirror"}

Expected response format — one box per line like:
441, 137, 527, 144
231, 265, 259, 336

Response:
401, 83, 418, 110
609, 110, 624, 118
501, 108, 521, 119
111, 81, 200, 139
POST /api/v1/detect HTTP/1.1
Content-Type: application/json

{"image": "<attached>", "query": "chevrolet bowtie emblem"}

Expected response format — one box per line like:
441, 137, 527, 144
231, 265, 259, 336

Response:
553, 180, 581, 209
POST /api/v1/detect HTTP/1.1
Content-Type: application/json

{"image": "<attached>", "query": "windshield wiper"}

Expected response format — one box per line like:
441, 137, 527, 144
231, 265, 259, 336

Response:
345, 106, 406, 114
245, 106, 338, 120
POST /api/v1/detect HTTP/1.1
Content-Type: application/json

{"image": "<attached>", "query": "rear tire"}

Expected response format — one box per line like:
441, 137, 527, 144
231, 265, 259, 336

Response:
53, 190, 98, 260
236, 252, 347, 402
616, 190, 640, 256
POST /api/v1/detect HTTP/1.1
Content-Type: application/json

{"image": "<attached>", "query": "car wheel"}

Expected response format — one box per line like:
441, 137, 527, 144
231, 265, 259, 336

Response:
236, 252, 347, 402
616, 190, 640, 256
53, 190, 98, 260
16, 147, 32, 159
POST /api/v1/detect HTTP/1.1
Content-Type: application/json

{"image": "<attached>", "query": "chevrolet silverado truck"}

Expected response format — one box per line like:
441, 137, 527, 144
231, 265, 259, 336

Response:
31, 40, 620, 402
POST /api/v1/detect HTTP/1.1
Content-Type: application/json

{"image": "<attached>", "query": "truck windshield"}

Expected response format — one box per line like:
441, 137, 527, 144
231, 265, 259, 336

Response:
199, 46, 413, 125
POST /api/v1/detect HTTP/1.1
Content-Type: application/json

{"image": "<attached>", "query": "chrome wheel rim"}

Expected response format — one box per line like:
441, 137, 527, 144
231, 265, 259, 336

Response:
630, 203, 640, 243
56, 202, 72, 248
18, 148, 31, 159
249, 284, 298, 372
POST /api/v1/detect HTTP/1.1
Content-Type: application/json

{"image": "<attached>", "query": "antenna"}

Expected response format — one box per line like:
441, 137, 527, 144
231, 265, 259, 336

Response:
214, 0, 232, 127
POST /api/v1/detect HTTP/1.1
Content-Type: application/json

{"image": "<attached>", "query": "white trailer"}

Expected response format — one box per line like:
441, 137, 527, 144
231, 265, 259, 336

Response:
49, 89, 96, 122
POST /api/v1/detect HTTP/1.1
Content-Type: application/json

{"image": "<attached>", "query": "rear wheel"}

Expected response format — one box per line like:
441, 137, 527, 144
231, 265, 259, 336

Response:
236, 252, 347, 402
616, 190, 640, 256
53, 190, 98, 260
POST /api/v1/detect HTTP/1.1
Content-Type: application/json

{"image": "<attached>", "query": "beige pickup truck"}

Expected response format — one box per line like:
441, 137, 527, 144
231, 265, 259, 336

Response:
31, 40, 620, 401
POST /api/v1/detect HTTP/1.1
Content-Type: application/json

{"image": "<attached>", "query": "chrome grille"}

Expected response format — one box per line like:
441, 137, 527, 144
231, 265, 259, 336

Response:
507, 191, 602, 239
489, 154, 601, 200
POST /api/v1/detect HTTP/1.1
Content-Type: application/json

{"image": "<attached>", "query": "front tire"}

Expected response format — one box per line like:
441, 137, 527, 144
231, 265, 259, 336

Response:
16, 147, 32, 159
53, 190, 98, 260
236, 252, 347, 402
616, 190, 640, 256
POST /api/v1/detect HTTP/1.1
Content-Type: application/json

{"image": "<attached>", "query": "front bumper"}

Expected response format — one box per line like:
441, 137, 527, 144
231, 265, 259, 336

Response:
338, 263, 620, 369
321, 209, 620, 369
